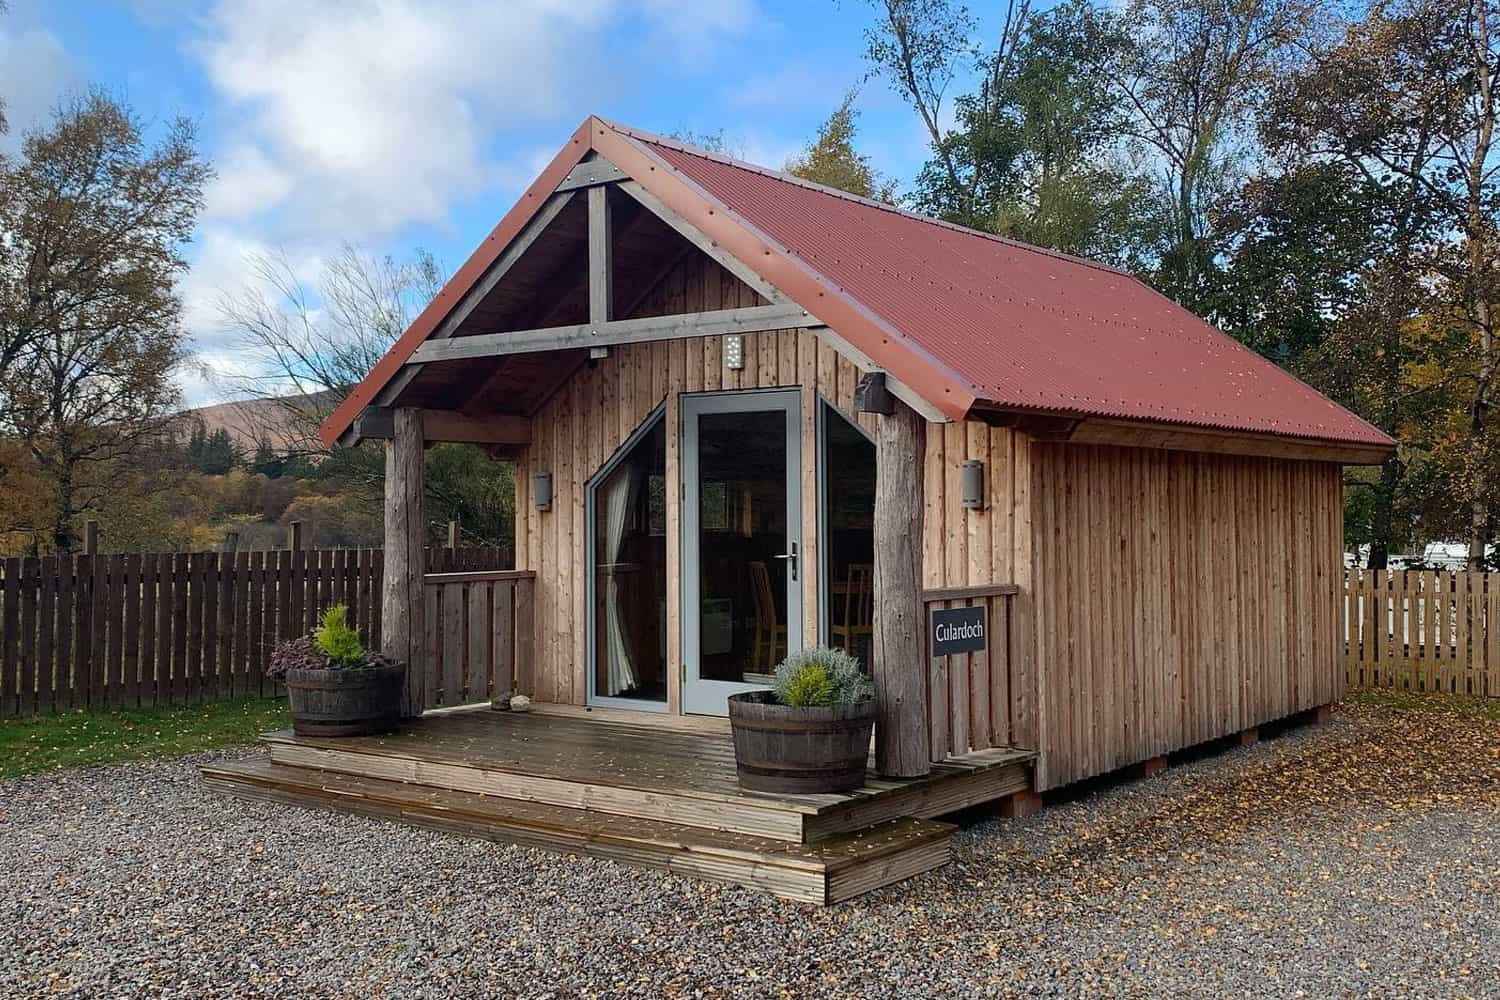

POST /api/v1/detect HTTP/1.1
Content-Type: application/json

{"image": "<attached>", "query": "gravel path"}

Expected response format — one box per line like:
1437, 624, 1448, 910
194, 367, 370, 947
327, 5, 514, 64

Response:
4, 702, 1499, 999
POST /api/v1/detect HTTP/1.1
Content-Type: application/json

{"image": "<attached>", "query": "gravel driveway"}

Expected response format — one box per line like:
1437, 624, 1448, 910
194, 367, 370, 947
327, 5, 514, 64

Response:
3, 701, 1498, 999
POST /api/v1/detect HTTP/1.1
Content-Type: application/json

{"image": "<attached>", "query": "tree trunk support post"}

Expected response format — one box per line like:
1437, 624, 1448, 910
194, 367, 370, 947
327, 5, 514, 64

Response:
871, 399, 930, 778
383, 408, 426, 717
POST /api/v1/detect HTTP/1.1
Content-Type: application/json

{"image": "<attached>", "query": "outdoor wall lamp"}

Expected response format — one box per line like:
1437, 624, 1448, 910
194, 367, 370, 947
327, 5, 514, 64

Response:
961, 460, 985, 510
723, 334, 745, 370
533, 472, 553, 512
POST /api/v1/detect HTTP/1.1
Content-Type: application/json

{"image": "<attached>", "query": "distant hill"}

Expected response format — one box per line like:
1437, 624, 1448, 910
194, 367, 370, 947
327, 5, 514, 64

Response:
179, 391, 338, 454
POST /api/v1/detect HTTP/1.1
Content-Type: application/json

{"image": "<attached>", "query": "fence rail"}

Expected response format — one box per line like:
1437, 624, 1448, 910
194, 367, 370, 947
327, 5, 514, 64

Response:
0, 546, 523, 718
1344, 568, 1500, 696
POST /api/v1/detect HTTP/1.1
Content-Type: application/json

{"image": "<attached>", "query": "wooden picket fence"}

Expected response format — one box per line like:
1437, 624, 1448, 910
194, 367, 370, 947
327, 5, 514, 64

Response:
0, 545, 526, 718
1345, 568, 1500, 696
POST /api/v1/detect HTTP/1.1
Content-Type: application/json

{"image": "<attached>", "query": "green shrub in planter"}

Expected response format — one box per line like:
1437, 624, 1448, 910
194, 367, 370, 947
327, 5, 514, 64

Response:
268, 604, 405, 737
772, 646, 874, 707
729, 645, 878, 793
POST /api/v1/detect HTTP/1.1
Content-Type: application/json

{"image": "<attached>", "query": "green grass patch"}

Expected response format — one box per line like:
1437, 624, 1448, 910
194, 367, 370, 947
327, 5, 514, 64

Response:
1345, 686, 1500, 723
0, 698, 288, 779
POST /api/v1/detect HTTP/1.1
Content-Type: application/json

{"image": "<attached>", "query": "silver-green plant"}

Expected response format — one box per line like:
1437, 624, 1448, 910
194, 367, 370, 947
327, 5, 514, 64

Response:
773, 646, 875, 707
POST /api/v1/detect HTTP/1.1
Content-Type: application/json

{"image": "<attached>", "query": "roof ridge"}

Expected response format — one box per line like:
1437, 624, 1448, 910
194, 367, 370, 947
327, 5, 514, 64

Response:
596, 118, 1136, 281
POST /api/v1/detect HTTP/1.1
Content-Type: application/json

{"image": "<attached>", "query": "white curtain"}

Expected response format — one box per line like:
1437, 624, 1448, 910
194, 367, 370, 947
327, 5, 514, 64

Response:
601, 463, 643, 695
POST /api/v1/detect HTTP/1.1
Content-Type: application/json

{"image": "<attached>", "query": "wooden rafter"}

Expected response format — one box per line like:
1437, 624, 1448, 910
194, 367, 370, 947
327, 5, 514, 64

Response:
352, 406, 531, 447
365, 190, 578, 417
409, 302, 816, 365
614, 178, 786, 305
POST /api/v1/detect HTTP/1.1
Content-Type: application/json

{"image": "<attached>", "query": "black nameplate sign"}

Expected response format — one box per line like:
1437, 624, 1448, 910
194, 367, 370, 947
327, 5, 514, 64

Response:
931, 606, 986, 657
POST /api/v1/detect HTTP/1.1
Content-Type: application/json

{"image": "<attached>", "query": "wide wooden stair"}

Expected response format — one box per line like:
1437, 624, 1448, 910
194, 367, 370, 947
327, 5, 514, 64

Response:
202, 709, 1035, 904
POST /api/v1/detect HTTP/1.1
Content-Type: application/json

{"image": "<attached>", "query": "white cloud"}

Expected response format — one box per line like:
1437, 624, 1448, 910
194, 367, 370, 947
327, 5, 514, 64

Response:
203, 144, 293, 220
176, 0, 758, 404
191, 0, 622, 239
0, 20, 80, 152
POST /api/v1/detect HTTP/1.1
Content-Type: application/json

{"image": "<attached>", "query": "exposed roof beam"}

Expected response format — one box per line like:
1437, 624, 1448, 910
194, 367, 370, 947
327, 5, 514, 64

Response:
352, 406, 531, 447
556, 159, 627, 192
367, 189, 577, 415
588, 185, 612, 324
408, 302, 817, 365
615, 179, 786, 305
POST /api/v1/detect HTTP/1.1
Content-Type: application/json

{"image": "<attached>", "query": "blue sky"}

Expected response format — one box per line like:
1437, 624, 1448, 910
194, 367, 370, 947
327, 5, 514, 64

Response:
2, 0, 982, 405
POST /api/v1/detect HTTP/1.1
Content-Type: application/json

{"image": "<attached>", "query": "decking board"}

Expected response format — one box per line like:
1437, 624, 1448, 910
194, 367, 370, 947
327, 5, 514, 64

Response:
259, 708, 1035, 842
203, 760, 955, 905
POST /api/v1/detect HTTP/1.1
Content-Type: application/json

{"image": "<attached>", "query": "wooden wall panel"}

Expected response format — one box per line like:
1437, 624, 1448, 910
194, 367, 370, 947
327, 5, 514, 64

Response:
511, 253, 875, 705
1027, 443, 1344, 790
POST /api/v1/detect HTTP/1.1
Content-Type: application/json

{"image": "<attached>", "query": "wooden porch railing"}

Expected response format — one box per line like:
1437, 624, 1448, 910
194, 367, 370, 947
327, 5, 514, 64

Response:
419, 570, 535, 710
922, 583, 1029, 762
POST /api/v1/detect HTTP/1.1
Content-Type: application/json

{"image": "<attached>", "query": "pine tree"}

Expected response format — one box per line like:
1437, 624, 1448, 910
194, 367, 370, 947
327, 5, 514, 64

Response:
785, 92, 894, 201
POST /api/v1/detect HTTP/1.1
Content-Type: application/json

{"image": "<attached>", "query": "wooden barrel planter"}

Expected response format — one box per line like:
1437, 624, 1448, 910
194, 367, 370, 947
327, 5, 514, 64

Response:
726, 692, 877, 793
284, 665, 405, 737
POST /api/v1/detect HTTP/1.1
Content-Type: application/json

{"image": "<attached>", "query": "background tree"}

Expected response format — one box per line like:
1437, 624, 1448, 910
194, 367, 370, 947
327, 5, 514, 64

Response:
864, 0, 1160, 267
785, 91, 896, 200
1095, 0, 1318, 311
1263, 0, 1500, 567
0, 91, 209, 552
216, 244, 517, 550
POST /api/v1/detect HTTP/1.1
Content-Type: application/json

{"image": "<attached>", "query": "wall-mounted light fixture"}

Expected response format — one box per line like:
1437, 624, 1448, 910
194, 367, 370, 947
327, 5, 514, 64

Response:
960, 460, 985, 510
723, 334, 745, 370
533, 472, 553, 512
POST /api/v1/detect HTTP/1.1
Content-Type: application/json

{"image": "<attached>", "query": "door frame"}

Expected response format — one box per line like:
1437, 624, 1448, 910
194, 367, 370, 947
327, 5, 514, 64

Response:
680, 388, 803, 716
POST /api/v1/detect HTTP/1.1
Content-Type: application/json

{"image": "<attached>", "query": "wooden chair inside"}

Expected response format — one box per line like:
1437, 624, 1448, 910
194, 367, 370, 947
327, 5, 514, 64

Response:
748, 561, 787, 671
831, 562, 874, 658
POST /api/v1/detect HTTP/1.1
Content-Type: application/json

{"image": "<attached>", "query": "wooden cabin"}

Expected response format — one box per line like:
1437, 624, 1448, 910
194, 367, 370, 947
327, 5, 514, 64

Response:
206, 118, 1393, 902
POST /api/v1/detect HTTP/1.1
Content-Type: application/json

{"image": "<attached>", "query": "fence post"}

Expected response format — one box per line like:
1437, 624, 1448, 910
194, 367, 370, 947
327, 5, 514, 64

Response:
289, 521, 304, 552
223, 531, 240, 553
83, 521, 99, 556
447, 521, 460, 550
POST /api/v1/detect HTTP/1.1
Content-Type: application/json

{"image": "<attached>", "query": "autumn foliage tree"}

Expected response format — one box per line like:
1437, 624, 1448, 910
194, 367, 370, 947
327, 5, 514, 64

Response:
0, 91, 209, 552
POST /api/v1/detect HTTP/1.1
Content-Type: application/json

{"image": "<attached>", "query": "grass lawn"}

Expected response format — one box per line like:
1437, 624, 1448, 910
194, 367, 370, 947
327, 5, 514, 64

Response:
1344, 685, 1500, 723
0, 698, 288, 779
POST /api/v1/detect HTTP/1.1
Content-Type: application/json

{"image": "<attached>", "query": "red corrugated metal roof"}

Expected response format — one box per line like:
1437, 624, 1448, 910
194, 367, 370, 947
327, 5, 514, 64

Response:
635, 133, 1391, 448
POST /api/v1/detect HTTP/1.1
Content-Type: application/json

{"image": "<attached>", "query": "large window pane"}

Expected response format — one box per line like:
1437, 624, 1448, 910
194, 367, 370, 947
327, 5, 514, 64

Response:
823, 404, 876, 666
592, 417, 667, 702
698, 409, 789, 684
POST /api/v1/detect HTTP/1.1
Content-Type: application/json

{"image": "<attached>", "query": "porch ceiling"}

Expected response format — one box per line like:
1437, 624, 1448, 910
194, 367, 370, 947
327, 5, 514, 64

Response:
387, 185, 753, 418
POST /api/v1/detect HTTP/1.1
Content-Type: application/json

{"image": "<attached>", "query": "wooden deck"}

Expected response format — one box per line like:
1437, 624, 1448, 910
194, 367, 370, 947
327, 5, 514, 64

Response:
203, 707, 1035, 904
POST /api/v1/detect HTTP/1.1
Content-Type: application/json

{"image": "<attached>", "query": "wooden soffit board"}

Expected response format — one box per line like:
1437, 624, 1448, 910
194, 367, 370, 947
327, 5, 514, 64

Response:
975, 407, 1393, 465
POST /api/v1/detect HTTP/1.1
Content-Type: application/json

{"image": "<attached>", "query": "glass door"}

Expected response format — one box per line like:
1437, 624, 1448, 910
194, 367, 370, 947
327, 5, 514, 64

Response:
682, 390, 802, 715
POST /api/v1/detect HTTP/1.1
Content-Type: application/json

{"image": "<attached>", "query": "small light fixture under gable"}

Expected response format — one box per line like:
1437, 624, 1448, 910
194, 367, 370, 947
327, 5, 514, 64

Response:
723, 334, 745, 370
533, 473, 553, 512
960, 460, 985, 510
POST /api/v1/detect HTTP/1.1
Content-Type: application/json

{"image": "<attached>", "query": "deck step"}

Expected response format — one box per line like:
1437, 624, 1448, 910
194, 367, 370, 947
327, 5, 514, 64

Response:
202, 760, 955, 905
261, 721, 1033, 843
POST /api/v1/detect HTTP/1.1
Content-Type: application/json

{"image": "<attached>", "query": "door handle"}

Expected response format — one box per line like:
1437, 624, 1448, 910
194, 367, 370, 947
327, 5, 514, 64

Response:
773, 542, 798, 581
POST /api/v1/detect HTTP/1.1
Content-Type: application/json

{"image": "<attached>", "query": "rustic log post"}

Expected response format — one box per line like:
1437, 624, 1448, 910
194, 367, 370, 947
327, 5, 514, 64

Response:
446, 520, 459, 550
83, 520, 99, 555
289, 521, 304, 551
871, 399, 931, 777
383, 408, 426, 716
